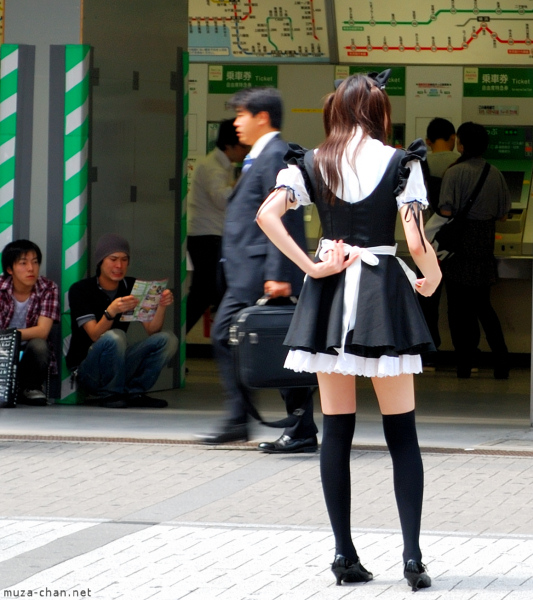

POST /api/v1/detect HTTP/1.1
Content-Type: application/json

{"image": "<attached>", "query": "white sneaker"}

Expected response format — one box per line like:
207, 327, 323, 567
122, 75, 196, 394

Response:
20, 389, 48, 405
23, 389, 46, 400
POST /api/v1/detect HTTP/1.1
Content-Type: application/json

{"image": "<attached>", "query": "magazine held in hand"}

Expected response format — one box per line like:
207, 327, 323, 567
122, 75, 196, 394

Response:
120, 279, 168, 322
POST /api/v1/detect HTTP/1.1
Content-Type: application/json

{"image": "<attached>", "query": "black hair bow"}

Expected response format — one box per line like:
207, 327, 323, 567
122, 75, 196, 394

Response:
334, 68, 392, 91
367, 69, 392, 90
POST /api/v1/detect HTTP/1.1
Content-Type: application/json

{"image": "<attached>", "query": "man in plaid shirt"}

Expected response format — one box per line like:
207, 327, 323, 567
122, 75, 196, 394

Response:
0, 240, 60, 407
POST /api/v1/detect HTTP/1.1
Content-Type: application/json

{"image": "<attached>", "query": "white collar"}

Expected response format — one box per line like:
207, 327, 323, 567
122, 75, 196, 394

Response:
249, 131, 279, 159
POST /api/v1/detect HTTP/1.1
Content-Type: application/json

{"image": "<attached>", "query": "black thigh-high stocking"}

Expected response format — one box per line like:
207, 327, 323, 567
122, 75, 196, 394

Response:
382, 410, 424, 563
320, 413, 357, 561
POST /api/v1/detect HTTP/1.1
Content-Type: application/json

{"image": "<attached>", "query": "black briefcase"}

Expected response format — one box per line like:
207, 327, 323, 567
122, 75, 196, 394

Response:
229, 299, 318, 390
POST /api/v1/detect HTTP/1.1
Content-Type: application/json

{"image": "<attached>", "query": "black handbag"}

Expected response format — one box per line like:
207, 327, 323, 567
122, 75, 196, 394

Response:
433, 162, 491, 259
0, 328, 21, 407
433, 215, 465, 257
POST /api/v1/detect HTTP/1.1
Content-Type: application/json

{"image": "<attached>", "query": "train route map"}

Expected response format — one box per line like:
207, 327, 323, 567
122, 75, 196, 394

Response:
336, 1, 533, 65
189, 0, 330, 62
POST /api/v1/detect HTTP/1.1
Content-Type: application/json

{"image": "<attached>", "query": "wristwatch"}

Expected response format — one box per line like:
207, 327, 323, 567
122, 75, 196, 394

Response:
104, 310, 114, 321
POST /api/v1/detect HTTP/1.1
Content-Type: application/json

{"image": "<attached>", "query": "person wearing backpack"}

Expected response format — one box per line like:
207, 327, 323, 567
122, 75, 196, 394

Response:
438, 122, 511, 379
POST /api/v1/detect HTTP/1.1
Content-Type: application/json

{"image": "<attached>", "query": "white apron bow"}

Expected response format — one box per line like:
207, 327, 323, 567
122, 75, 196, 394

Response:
317, 239, 417, 351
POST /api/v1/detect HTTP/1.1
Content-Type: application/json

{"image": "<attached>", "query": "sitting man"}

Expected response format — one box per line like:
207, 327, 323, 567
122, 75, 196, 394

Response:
0, 239, 60, 407
66, 233, 178, 408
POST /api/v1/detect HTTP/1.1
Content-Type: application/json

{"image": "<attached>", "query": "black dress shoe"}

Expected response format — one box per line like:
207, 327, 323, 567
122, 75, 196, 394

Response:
258, 434, 317, 454
199, 423, 249, 445
98, 394, 129, 409
494, 366, 510, 380
127, 393, 168, 408
457, 366, 471, 379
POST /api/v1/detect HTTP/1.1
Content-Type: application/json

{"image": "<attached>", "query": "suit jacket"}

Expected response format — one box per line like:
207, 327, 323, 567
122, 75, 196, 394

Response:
222, 135, 307, 305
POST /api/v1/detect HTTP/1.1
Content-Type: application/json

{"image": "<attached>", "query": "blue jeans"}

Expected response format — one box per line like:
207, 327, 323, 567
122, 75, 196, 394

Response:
77, 330, 178, 397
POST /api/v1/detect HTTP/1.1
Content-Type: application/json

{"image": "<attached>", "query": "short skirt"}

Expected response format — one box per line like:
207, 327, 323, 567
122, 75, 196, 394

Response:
284, 253, 435, 377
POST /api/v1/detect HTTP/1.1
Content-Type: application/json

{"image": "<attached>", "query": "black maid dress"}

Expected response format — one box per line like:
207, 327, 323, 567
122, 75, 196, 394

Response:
281, 140, 435, 378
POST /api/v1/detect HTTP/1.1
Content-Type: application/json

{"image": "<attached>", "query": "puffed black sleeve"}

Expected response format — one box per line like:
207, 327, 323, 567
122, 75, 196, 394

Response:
394, 138, 427, 197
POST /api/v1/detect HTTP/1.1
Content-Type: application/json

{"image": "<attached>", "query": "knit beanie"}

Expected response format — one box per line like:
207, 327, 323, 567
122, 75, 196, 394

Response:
94, 233, 130, 266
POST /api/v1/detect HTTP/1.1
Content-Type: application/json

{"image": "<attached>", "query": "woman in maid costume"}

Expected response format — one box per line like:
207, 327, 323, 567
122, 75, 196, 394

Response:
256, 70, 441, 590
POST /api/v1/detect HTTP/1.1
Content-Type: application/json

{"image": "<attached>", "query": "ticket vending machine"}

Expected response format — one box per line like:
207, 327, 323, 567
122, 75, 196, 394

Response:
394, 126, 533, 257
485, 126, 533, 257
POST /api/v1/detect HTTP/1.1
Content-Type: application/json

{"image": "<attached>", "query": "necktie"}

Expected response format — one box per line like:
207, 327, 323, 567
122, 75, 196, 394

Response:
241, 154, 254, 174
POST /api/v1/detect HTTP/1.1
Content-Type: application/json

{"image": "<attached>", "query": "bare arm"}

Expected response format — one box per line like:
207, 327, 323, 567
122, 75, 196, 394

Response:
19, 315, 53, 342
82, 295, 139, 342
256, 189, 357, 278
142, 288, 173, 335
400, 203, 442, 297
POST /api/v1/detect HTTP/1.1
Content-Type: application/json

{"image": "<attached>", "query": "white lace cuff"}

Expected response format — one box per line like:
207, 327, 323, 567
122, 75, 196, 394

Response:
396, 160, 428, 209
275, 165, 311, 208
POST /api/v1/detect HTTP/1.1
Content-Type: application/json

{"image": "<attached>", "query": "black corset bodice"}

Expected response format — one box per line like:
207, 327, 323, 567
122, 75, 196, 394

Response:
282, 139, 428, 250
312, 150, 403, 248
281, 139, 427, 249
291, 143, 421, 249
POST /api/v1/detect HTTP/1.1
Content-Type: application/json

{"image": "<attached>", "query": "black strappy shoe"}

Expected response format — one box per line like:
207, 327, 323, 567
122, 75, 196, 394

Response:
404, 560, 431, 591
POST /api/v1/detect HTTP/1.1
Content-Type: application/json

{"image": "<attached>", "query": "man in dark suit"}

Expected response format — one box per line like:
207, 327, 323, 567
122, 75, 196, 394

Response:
200, 87, 317, 453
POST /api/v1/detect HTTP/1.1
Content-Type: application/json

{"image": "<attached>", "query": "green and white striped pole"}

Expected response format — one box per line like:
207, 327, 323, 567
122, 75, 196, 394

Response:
0, 44, 35, 262
58, 45, 91, 403
0, 45, 19, 257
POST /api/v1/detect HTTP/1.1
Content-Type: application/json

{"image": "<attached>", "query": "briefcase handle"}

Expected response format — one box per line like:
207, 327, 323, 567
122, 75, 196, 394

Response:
255, 294, 298, 306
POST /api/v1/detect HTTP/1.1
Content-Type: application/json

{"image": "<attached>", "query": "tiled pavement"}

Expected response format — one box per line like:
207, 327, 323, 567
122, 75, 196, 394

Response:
0, 442, 532, 599
0, 360, 532, 599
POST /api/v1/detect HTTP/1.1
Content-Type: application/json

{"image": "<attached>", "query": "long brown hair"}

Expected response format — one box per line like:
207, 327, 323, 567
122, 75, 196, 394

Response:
316, 74, 392, 204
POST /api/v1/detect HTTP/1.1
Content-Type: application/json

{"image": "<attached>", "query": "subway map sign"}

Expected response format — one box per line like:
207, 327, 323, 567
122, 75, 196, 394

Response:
336, 0, 533, 65
189, 0, 330, 62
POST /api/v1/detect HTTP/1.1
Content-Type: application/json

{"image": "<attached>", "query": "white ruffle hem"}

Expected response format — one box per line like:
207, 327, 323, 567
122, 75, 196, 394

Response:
285, 349, 423, 378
